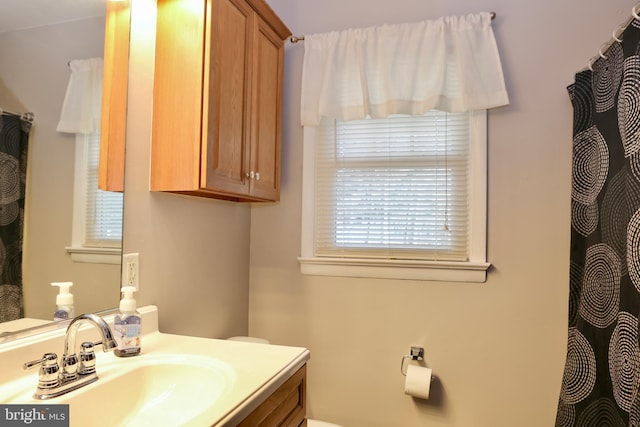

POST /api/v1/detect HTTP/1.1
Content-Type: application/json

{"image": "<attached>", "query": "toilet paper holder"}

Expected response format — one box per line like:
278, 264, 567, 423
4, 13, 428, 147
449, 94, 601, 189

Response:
400, 346, 424, 376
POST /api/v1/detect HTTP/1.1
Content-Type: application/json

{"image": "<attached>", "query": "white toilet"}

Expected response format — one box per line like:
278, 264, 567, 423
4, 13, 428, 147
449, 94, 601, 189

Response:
227, 337, 343, 427
307, 422, 342, 427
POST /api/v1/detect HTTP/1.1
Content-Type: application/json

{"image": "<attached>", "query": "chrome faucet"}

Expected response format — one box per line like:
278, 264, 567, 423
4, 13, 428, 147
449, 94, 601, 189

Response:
23, 313, 117, 399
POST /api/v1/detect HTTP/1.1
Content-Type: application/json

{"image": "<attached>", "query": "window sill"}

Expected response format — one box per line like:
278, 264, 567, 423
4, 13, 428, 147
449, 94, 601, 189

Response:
65, 246, 122, 265
298, 257, 490, 283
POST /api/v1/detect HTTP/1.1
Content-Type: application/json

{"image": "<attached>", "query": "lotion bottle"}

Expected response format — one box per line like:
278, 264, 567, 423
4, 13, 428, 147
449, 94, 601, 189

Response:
114, 286, 141, 357
51, 282, 74, 321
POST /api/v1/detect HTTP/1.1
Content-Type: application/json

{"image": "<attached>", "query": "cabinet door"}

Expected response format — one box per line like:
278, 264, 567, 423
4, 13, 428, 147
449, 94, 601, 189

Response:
99, 0, 130, 192
248, 16, 284, 201
203, 0, 254, 196
151, 0, 206, 192
238, 365, 306, 426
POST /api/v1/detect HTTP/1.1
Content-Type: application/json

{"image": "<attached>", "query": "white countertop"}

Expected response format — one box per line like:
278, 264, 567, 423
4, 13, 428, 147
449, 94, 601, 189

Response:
0, 306, 310, 426
0, 317, 51, 335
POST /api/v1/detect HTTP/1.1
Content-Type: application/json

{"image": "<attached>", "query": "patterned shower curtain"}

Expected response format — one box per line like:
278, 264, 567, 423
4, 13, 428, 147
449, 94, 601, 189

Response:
0, 114, 31, 322
557, 19, 640, 426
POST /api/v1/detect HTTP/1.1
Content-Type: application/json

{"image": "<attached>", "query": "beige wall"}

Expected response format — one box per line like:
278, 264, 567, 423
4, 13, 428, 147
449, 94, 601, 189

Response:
247, 0, 632, 426
0, 17, 120, 320
121, 0, 633, 425
123, 0, 251, 338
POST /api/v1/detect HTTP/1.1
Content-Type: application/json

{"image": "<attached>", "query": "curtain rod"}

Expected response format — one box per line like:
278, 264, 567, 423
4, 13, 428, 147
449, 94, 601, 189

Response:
289, 11, 497, 43
588, 4, 640, 70
1, 109, 34, 123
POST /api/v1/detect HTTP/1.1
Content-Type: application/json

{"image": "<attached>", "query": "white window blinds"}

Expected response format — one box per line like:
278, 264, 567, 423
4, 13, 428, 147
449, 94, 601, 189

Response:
83, 132, 122, 247
315, 111, 471, 261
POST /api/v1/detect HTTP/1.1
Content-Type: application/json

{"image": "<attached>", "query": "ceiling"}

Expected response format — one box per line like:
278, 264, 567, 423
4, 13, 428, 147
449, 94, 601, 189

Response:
0, 0, 105, 33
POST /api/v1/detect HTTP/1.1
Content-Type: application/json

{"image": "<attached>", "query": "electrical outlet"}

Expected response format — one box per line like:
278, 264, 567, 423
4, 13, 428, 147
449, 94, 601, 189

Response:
122, 253, 140, 290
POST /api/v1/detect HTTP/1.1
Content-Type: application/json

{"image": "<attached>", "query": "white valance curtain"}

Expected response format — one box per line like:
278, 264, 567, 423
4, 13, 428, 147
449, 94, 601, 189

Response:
56, 58, 103, 134
300, 12, 509, 126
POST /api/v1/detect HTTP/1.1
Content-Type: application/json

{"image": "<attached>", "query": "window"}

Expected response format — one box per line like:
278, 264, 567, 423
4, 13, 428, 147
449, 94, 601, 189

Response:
296, 14, 508, 282
299, 110, 490, 282
66, 132, 123, 264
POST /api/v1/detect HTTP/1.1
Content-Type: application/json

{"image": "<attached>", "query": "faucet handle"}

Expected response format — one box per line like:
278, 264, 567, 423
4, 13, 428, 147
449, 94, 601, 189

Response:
79, 341, 97, 375
23, 352, 58, 369
23, 353, 59, 389
61, 353, 79, 381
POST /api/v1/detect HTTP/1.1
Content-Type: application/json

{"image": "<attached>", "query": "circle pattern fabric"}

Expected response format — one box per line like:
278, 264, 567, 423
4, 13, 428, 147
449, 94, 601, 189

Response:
0, 284, 22, 322
558, 19, 640, 426
0, 201, 19, 227
569, 71, 595, 134
602, 169, 640, 276
560, 328, 597, 405
571, 126, 609, 206
556, 401, 576, 427
578, 243, 621, 328
609, 312, 640, 412
628, 208, 640, 293
576, 398, 626, 427
0, 114, 30, 322
0, 152, 20, 204
593, 42, 623, 113
618, 55, 640, 158
571, 198, 599, 237
568, 261, 584, 327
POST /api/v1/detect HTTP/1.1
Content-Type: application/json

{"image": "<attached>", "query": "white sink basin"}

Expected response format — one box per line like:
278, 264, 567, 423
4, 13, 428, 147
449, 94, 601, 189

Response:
2, 353, 235, 427
64, 354, 235, 426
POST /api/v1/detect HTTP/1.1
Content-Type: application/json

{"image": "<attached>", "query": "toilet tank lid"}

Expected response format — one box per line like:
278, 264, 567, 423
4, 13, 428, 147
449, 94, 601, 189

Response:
227, 336, 270, 344
307, 421, 343, 427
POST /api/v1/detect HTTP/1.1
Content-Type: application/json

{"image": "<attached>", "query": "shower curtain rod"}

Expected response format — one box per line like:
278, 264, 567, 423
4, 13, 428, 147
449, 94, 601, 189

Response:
289, 11, 497, 43
588, 4, 640, 70
1, 109, 34, 123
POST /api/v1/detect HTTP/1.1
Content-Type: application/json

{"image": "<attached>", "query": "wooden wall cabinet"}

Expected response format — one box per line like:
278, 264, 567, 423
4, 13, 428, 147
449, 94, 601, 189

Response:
238, 364, 307, 427
98, 0, 130, 192
152, 0, 291, 202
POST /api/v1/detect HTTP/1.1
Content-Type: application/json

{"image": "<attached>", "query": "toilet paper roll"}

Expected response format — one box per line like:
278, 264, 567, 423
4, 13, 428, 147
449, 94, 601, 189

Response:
404, 365, 432, 399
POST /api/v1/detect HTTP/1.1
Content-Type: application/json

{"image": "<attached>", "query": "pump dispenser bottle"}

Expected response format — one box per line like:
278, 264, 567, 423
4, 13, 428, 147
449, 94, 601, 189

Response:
51, 282, 74, 321
114, 286, 141, 357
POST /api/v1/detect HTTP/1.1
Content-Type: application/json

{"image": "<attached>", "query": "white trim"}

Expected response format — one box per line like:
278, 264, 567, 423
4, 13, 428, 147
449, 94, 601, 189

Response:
468, 110, 488, 264
299, 111, 490, 283
65, 246, 122, 265
298, 257, 489, 282
70, 133, 89, 249
300, 126, 318, 260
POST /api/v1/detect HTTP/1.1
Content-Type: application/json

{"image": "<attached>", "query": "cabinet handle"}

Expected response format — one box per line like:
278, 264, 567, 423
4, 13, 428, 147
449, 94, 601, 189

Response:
245, 171, 259, 181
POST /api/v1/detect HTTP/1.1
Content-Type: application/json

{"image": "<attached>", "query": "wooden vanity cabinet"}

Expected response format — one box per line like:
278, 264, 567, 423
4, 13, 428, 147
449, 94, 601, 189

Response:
151, 0, 291, 202
238, 364, 307, 427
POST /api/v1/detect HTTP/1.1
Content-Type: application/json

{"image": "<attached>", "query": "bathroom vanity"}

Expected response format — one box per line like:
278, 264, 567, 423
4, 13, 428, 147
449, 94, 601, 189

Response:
0, 306, 309, 426
238, 364, 307, 426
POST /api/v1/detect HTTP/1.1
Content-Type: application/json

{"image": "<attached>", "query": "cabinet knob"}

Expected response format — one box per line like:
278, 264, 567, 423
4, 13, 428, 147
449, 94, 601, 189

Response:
245, 171, 259, 181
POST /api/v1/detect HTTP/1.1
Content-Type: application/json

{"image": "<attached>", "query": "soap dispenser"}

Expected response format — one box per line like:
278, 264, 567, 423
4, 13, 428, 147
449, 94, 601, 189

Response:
114, 286, 141, 357
51, 282, 74, 321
